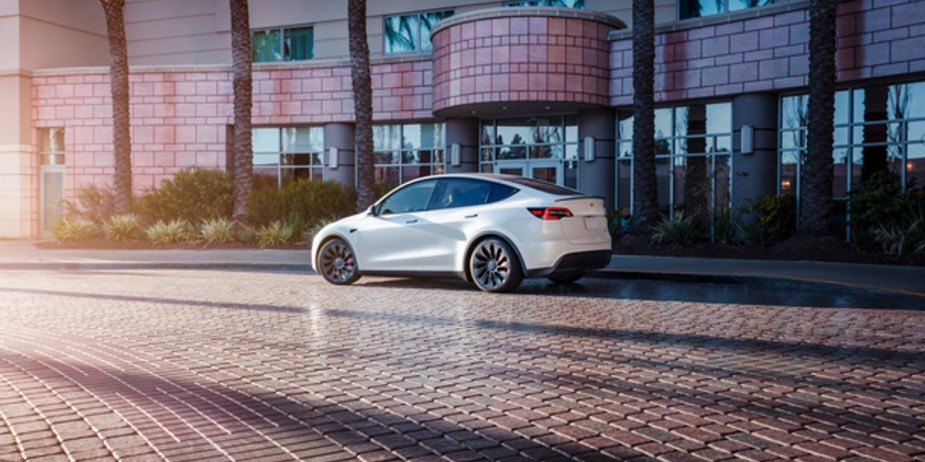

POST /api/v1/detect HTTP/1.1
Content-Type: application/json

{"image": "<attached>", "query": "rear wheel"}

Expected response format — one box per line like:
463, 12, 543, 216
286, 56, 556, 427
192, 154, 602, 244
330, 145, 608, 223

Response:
317, 238, 361, 285
469, 238, 523, 293
547, 272, 585, 284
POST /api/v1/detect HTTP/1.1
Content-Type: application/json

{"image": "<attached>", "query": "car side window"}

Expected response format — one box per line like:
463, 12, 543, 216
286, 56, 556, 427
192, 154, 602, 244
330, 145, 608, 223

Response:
487, 183, 518, 203
432, 179, 492, 210
378, 180, 437, 215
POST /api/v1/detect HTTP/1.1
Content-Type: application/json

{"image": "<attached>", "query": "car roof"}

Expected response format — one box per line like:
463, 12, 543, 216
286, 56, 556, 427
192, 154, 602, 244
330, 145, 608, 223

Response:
405, 173, 584, 197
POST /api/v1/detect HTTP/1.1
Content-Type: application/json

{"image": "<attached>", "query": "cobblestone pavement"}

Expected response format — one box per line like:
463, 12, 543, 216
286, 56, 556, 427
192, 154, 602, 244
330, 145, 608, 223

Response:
0, 268, 923, 462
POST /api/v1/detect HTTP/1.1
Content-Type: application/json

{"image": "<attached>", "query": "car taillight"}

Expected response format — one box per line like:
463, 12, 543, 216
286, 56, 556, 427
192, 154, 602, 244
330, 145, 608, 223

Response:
527, 207, 573, 220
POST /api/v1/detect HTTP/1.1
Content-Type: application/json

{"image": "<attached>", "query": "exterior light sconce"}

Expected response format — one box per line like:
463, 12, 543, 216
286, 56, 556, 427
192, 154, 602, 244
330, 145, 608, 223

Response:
450, 143, 461, 167
740, 124, 754, 154
583, 136, 595, 162
328, 147, 338, 169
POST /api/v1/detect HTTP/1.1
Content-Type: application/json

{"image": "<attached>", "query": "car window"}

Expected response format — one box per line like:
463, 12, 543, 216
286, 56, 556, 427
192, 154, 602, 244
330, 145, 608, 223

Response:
378, 180, 437, 215
432, 179, 492, 210
487, 183, 518, 203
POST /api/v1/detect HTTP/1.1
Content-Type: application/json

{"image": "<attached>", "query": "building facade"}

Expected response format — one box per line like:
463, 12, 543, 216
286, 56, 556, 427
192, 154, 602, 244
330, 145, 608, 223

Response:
2, 0, 923, 238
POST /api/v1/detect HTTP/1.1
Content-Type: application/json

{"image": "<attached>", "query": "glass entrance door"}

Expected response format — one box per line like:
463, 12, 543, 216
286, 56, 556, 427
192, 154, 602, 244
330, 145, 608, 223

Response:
40, 167, 65, 236
494, 160, 563, 184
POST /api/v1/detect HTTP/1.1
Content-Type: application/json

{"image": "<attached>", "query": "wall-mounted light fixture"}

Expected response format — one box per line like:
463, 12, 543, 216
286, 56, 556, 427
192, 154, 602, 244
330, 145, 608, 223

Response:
329, 147, 338, 169
583, 136, 595, 162
450, 143, 461, 167
740, 124, 754, 154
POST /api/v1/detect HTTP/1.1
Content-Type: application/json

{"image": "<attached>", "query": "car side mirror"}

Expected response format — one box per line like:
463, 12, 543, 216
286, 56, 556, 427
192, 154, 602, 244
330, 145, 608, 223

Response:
368, 205, 378, 216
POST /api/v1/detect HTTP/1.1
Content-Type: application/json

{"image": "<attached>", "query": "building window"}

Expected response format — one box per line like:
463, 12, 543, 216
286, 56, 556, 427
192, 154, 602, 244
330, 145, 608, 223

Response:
252, 26, 313, 62
616, 103, 733, 238
479, 115, 579, 189
504, 0, 584, 8
384, 10, 453, 54
779, 81, 925, 218
373, 123, 446, 186
679, 0, 774, 20
252, 127, 324, 186
38, 127, 66, 165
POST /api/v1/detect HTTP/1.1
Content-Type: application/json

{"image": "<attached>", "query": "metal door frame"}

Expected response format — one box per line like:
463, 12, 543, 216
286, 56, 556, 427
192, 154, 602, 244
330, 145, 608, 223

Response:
493, 159, 564, 184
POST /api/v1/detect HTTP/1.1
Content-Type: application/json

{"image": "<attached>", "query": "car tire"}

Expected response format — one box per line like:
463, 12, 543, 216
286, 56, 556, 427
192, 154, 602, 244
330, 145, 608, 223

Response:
316, 237, 361, 285
469, 237, 523, 293
547, 272, 585, 284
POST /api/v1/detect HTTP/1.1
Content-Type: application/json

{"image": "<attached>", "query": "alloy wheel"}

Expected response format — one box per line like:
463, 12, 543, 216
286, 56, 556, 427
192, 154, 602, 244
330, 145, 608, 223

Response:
470, 238, 521, 292
319, 238, 359, 284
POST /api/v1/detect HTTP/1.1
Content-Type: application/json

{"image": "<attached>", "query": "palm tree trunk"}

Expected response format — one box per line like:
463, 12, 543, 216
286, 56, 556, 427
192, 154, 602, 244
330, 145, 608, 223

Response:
349, 0, 376, 213
98, 0, 132, 215
800, 0, 838, 235
230, 0, 254, 224
631, 0, 658, 235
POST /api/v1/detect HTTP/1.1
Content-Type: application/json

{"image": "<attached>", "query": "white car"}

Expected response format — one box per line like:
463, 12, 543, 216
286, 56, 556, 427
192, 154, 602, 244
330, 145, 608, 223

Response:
311, 174, 612, 292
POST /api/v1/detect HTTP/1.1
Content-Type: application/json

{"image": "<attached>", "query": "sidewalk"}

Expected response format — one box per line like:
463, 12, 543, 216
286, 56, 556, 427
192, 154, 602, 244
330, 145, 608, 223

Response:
1, 240, 922, 298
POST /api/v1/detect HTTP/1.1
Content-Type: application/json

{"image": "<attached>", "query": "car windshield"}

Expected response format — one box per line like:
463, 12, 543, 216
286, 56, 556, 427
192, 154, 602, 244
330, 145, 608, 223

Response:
507, 177, 581, 195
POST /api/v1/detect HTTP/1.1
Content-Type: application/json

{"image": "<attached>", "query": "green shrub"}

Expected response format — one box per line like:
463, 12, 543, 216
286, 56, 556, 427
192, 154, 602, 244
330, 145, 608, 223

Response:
247, 179, 356, 229
64, 184, 115, 224
238, 225, 258, 245
735, 220, 771, 246
103, 214, 143, 242
849, 171, 925, 252
714, 209, 740, 245
743, 193, 796, 243
872, 221, 922, 256
53, 217, 101, 242
255, 220, 298, 248
303, 216, 338, 242
145, 219, 193, 245
607, 209, 629, 239
200, 217, 235, 245
134, 168, 234, 224
651, 212, 701, 246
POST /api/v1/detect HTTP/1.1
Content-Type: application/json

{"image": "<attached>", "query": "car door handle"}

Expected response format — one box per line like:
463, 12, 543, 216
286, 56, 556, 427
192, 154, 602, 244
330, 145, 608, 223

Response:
405, 219, 418, 224
465, 214, 478, 219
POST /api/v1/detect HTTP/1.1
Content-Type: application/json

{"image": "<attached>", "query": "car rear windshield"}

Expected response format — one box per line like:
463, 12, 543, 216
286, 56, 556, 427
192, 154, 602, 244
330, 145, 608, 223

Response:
508, 177, 581, 195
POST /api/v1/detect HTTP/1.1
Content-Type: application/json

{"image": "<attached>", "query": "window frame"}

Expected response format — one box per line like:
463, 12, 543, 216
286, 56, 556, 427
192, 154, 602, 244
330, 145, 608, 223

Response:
382, 9, 454, 55
38, 127, 66, 166
503, 0, 585, 8
677, 0, 775, 21
251, 24, 314, 63
252, 126, 325, 187
371, 122, 446, 187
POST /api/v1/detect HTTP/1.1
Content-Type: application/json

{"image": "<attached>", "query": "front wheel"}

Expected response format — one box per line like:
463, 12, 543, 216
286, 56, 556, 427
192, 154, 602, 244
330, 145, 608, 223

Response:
317, 238, 361, 285
547, 272, 585, 284
469, 238, 523, 293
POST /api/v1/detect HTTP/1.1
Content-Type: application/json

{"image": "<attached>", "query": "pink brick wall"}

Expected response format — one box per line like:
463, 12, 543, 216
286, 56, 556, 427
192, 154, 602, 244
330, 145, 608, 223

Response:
609, 0, 925, 106
31, 60, 433, 197
432, 15, 614, 113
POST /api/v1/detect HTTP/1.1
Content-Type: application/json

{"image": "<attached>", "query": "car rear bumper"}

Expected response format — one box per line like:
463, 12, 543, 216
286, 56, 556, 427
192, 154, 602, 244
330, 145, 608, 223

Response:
526, 250, 612, 278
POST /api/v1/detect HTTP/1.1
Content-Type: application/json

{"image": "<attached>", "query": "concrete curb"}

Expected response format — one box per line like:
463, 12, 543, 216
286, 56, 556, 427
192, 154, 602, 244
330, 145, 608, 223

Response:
3, 260, 921, 300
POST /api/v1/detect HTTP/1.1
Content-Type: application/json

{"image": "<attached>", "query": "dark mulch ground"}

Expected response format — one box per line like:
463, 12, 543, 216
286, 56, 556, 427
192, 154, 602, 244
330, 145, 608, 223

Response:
614, 234, 925, 266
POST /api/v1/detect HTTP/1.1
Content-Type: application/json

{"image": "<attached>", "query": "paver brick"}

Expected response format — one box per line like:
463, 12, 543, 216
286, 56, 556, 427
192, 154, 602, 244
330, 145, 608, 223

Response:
0, 269, 924, 461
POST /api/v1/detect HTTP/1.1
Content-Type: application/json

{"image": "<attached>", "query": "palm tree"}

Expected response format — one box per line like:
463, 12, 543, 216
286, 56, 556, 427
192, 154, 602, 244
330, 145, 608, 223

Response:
229, 0, 253, 224
630, 0, 658, 236
98, 0, 132, 214
348, 0, 375, 212
799, 0, 837, 235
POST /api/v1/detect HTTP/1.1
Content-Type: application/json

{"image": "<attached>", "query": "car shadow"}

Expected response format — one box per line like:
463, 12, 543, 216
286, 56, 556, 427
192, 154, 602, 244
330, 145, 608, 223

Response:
354, 275, 925, 310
